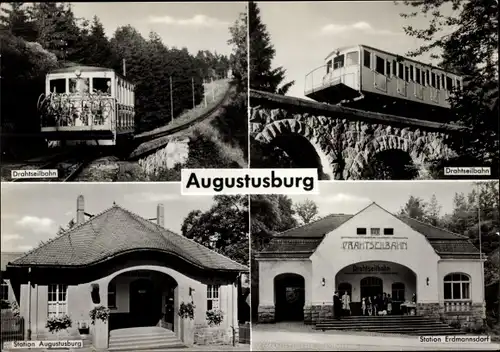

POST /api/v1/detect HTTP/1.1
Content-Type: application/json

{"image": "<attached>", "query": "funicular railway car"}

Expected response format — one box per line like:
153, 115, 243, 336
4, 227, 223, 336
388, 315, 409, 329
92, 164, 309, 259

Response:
39, 65, 135, 147
304, 44, 463, 121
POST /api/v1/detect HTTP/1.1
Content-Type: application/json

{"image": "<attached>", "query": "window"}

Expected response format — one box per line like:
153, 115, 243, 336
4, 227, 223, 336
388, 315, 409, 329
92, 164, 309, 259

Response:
93, 78, 111, 95
49, 79, 66, 93
108, 282, 116, 308
1, 280, 8, 301
356, 228, 367, 235
326, 60, 332, 74
386, 61, 391, 77
456, 78, 461, 90
333, 55, 345, 69
48, 284, 68, 318
346, 51, 359, 66
69, 78, 89, 94
392, 282, 405, 301
436, 73, 441, 89
446, 76, 453, 90
370, 228, 380, 236
404, 66, 409, 82
431, 72, 436, 87
398, 62, 404, 79
409, 65, 414, 81
422, 70, 426, 86
375, 56, 385, 74
444, 273, 470, 300
392, 60, 397, 77
426, 70, 430, 86
416, 68, 421, 84
383, 228, 394, 235
207, 284, 220, 310
441, 74, 445, 89
363, 50, 371, 68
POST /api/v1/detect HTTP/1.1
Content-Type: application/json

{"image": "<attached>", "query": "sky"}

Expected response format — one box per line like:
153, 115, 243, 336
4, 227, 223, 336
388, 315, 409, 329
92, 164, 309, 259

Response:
69, 2, 246, 57
257, 1, 458, 99
289, 181, 483, 219
1, 183, 216, 253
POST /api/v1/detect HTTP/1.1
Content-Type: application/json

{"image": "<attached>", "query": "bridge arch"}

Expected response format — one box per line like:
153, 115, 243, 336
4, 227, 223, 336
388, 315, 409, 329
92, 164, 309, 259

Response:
255, 119, 336, 179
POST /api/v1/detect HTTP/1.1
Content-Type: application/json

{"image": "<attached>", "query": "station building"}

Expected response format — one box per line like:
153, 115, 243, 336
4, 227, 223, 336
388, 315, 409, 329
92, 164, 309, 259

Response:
4, 196, 247, 349
256, 203, 485, 327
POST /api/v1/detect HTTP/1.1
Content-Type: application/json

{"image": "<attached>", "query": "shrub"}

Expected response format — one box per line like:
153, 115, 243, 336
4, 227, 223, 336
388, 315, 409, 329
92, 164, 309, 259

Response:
178, 302, 195, 320
89, 305, 110, 325
206, 309, 224, 326
10, 301, 20, 317
46, 314, 72, 333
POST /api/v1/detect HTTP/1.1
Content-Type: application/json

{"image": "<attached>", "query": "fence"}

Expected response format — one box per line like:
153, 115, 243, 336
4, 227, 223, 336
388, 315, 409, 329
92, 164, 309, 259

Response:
238, 322, 250, 344
0, 316, 24, 347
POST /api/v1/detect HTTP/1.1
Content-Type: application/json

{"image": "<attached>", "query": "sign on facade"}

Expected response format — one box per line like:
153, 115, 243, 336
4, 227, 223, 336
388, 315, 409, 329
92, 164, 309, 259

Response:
341, 240, 408, 250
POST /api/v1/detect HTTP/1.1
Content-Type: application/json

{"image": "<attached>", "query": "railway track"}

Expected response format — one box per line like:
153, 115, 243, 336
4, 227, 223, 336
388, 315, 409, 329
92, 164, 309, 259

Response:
130, 82, 238, 159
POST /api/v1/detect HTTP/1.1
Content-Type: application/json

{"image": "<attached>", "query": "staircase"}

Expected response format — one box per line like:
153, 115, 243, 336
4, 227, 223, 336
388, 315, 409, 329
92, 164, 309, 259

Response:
315, 315, 466, 336
108, 327, 186, 351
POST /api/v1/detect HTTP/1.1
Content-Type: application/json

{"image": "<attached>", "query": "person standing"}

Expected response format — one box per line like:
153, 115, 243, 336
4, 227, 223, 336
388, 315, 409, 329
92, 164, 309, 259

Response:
342, 291, 351, 316
333, 291, 342, 320
361, 297, 366, 316
387, 294, 393, 315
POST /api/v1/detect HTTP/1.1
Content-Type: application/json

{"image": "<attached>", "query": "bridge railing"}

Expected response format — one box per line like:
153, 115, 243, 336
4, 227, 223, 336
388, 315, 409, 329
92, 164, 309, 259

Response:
304, 65, 354, 96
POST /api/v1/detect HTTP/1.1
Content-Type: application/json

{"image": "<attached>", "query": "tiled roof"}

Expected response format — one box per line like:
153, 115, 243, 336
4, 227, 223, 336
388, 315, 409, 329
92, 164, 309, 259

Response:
9, 205, 247, 272
257, 205, 479, 259
1, 252, 23, 272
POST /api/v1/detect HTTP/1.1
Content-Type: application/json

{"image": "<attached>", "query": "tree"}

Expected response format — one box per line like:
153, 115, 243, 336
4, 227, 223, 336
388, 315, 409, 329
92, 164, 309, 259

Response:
248, 1, 294, 94
398, 0, 499, 174
0, 2, 37, 41
181, 195, 248, 265
294, 199, 319, 225
425, 194, 442, 226
399, 196, 428, 221
81, 16, 114, 67
228, 5, 247, 90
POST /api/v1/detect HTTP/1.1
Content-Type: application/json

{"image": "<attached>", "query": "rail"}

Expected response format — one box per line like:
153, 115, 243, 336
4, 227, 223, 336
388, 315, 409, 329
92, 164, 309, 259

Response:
239, 322, 250, 344
304, 64, 355, 96
444, 300, 472, 312
129, 82, 238, 159
0, 315, 24, 347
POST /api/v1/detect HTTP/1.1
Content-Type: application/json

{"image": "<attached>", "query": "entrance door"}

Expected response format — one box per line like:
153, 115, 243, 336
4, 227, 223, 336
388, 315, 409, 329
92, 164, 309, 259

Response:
274, 274, 305, 321
130, 279, 161, 327
360, 277, 383, 301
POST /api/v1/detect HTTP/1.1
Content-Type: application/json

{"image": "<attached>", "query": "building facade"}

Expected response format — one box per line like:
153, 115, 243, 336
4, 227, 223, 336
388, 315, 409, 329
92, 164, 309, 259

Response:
5, 196, 247, 349
256, 203, 485, 328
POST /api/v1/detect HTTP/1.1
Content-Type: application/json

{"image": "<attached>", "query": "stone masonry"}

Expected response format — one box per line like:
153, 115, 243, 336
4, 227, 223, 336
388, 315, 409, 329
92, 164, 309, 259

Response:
194, 324, 238, 345
304, 305, 334, 325
418, 302, 485, 330
250, 90, 462, 180
257, 305, 275, 323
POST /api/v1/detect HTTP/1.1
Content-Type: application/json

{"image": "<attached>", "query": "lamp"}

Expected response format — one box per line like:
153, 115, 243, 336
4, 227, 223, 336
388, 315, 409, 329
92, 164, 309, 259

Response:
426, 277, 429, 286
321, 278, 325, 287
189, 287, 195, 296
75, 69, 81, 77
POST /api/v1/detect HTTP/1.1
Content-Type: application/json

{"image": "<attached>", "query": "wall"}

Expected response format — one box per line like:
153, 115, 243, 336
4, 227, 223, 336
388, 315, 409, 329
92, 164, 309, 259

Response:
438, 259, 484, 304
258, 260, 312, 306
335, 261, 417, 302
311, 203, 441, 305
19, 264, 238, 348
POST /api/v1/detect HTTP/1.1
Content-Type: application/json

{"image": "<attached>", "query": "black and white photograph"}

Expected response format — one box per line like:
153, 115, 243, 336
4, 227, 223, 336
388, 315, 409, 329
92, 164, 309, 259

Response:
0, 183, 250, 351
248, 1, 498, 180
250, 181, 500, 350
1, 2, 249, 182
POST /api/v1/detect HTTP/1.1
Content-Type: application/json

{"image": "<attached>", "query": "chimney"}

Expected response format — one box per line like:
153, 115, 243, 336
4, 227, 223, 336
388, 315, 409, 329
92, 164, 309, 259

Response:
157, 204, 164, 227
77, 195, 85, 225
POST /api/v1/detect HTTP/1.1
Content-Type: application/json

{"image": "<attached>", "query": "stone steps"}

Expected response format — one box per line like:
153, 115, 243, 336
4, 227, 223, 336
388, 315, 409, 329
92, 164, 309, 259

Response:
315, 316, 465, 336
108, 327, 186, 351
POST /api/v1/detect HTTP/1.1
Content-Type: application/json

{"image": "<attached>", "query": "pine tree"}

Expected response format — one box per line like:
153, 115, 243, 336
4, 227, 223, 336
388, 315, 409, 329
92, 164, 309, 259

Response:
0, 2, 37, 41
248, 1, 294, 94
228, 5, 247, 90
399, 0, 499, 171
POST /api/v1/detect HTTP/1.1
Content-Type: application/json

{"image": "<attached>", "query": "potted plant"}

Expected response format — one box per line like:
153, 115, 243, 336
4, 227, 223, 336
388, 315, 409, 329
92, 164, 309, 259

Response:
206, 309, 224, 327
178, 302, 195, 345
46, 314, 72, 338
89, 305, 110, 325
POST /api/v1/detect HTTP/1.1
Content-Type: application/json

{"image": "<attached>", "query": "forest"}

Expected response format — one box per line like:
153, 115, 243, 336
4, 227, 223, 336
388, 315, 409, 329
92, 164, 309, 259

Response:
250, 181, 499, 330
1, 2, 232, 158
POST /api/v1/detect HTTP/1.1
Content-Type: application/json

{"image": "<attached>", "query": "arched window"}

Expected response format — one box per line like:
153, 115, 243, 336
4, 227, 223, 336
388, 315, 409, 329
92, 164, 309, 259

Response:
338, 282, 352, 298
392, 282, 405, 301
444, 273, 470, 300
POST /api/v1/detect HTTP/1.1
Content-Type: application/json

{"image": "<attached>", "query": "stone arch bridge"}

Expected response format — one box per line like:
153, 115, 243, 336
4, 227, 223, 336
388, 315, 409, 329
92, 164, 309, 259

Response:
250, 90, 464, 180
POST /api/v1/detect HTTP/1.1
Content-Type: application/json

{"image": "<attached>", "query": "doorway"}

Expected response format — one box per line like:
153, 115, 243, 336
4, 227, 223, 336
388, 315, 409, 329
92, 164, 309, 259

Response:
274, 274, 305, 321
130, 278, 162, 327
360, 277, 383, 301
